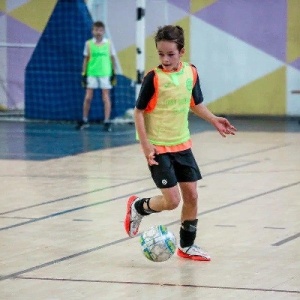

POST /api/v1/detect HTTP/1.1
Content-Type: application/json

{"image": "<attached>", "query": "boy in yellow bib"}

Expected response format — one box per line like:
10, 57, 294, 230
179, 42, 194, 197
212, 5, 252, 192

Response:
124, 25, 237, 261
77, 21, 116, 132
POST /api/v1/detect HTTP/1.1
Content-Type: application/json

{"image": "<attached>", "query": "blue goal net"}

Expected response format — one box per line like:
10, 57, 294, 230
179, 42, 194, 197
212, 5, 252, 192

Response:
25, 0, 135, 122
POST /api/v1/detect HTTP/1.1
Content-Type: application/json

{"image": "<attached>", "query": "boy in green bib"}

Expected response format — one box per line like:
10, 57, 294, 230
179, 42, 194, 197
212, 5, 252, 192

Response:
124, 25, 237, 261
77, 21, 116, 132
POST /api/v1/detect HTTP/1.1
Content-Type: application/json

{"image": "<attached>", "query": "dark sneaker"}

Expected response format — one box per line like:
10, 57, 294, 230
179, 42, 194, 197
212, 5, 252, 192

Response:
177, 244, 211, 261
76, 120, 89, 130
124, 195, 143, 237
103, 122, 112, 132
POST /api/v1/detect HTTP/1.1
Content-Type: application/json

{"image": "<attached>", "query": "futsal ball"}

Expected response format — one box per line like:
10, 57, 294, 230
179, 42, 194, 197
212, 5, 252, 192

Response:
140, 225, 177, 262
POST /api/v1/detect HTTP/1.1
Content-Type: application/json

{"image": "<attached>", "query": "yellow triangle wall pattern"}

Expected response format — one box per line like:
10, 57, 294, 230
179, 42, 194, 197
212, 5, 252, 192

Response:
207, 67, 286, 116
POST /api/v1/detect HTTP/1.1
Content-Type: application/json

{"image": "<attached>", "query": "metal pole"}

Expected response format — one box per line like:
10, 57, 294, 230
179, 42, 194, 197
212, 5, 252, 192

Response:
136, 0, 146, 100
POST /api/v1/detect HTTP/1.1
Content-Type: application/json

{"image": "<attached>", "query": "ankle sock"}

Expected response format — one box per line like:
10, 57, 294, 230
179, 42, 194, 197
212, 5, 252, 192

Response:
180, 219, 198, 248
134, 198, 157, 216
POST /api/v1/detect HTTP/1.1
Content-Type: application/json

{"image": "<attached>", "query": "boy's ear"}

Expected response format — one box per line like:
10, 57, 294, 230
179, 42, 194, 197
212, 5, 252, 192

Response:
180, 48, 185, 56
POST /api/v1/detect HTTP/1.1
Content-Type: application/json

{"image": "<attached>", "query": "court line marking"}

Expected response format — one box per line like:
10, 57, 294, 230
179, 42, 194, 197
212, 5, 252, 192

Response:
0, 180, 298, 281
0, 143, 291, 216
169, 181, 300, 226
15, 276, 300, 294
0, 216, 34, 220
0, 177, 150, 216
200, 144, 291, 167
0, 188, 153, 231
264, 226, 285, 230
272, 232, 300, 246
0, 161, 258, 231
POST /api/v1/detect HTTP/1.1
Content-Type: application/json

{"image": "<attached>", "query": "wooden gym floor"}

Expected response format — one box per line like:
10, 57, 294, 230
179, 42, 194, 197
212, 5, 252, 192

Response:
0, 116, 299, 299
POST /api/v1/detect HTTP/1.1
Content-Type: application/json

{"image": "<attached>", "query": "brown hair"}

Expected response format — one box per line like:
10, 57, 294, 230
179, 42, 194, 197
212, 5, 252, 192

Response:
93, 21, 105, 29
154, 25, 184, 51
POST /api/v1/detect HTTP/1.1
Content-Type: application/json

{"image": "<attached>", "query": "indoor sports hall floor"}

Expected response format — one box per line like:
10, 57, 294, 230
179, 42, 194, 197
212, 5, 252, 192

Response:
0, 116, 299, 300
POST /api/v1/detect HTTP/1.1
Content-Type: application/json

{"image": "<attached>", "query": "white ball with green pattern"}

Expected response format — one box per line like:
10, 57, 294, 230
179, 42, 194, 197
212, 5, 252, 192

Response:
140, 225, 177, 262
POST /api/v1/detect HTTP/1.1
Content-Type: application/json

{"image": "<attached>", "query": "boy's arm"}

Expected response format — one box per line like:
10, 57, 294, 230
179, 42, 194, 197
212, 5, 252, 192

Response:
109, 41, 117, 72
134, 108, 158, 165
109, 42, 117, 84
81, 42, 89, 88
82, 56, 89, 75
191, 103, 237, 137
109, 54, 117, 85
190, 67, 236, 137
134, 70, 158, 165
82, 41, 90, 74
110, 54, 116, 73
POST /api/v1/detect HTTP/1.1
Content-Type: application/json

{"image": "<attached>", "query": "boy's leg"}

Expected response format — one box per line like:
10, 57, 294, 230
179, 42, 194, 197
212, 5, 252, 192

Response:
125, 153, 182, 237
179, 181, 198, 221
76, 88, 93, 130
101, 89, 111, 122
101, 89, 112, 131
124, 187, 181, 237
124, 195, 146, 237
83, 88, 94, 120
177, 181, 211, 261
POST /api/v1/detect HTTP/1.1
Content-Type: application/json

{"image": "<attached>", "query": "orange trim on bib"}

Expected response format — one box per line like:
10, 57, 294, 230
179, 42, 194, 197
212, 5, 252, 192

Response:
154, 139, 192, 154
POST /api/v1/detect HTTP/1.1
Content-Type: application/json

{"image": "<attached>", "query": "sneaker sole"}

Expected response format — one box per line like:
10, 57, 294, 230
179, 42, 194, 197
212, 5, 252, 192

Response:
124, 195, 139, 237
177, 249, 211, 261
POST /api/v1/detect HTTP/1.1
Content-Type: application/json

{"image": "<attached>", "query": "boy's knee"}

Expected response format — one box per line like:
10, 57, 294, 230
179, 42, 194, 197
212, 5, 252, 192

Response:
166, 198, 180, 210
185, 192, 198, 205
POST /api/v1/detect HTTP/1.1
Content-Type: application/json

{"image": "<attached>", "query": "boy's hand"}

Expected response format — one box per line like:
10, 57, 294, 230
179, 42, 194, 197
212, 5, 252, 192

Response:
213, 117, 237, 137
146, 151, 159, 166
143, 145, 159, 166
81, 73, 87, 88
110, 71, 117, 86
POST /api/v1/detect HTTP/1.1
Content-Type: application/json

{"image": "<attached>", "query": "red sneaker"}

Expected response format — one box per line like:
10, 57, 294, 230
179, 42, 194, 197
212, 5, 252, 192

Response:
177, 245, 211, 261
124, 196, 143, 237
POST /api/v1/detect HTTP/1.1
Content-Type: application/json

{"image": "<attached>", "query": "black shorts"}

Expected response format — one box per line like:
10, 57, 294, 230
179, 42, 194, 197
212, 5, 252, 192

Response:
149, 149, 202, 188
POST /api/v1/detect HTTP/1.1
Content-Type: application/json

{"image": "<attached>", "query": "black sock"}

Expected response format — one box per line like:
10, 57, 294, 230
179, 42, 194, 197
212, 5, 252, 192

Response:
180, 219, 198, 248
134, 198, 157, 216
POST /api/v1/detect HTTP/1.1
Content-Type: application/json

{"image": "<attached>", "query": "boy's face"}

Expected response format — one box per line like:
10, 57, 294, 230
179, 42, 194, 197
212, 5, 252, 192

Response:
92, 26, 105, 39
156, 41, 184, 71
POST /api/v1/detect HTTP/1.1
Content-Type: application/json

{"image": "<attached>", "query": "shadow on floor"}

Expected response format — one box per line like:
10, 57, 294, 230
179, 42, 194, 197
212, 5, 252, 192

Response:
0, 115, 298, 161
